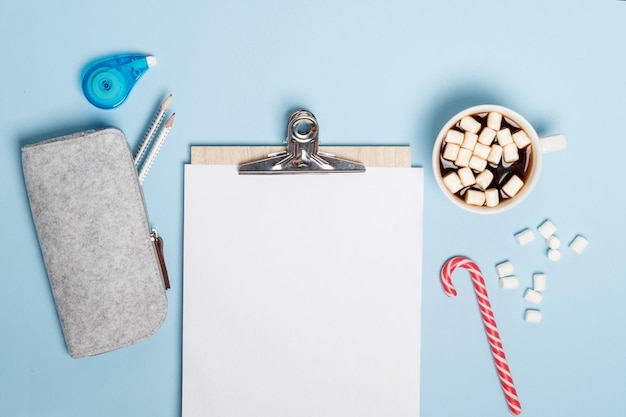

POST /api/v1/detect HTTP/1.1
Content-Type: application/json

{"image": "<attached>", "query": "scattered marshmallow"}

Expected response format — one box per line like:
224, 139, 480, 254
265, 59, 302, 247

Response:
502, 175, 524, 197
460, 116, 481, 133
524, 288, 543, 305
569, 235, 588, 254
475, 170, 494, 190
442, 172, 463, 194
537, 219, 556, 239
546, 235, 561, 250
462, 132, 479, 150
468, 155, 488, 172
443, 143, 461, 161
485, 188, 499, 207
445, 129, 464, 145
495, 261, 514, 278
502, 143, 520, 163
547, 248, 561, 262
496, 128, 513, 146
473, 143, 491, 160
455, 148, 472, 168
524, 309, 542, 324
533, 273, 547, 292
499, 276, 519, 289
514, 228, 535, 246
458, 167, 476, 187
486, 144, 503, 165
465, 189, 486, 206
478, 127, 496, 145
487, 112, 502, 130
512, 130, 532, 149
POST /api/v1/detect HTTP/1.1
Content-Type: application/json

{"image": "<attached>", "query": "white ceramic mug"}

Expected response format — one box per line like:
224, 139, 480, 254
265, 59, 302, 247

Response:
432, 104, 567, 214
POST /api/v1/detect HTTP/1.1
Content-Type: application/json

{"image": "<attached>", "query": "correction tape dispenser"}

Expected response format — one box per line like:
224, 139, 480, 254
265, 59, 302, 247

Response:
81, 53, 156, 109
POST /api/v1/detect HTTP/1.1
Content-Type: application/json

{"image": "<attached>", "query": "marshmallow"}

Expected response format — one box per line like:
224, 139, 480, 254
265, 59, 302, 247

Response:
524, 309, 542, 324
443, 143, 461, 161
487, 112, 502, 130
524, 288, 543, 305
445, 129, 464, 145
442, 172, 463, 194
533, 273, 547, 292
465, 189, 485, 206
475, 170, 494, 190
514, 228, 535, 245
546, 235, 561, 249
473, 143, 491, 160
462, 132, 479, 150
460, 116, 482, 133
569, 235, 588, 255
487, 144, 503, 165
502, 143, 520, 163
455, 148, 472, 168
499, 276, 519, 289
547, 248, 561, 262
502, 175, 524, 197
495, 261, 514, 278
468, 155, 488, 172
478, 127, 497, 145
512, 130, 532, 149
496, 128, 513, 146
485, 188, 499, 207
458, 167, 476, 187
537, 219, 557, 239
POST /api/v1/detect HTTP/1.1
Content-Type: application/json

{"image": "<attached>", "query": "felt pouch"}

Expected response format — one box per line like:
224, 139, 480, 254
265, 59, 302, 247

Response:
22, 128, 168, 358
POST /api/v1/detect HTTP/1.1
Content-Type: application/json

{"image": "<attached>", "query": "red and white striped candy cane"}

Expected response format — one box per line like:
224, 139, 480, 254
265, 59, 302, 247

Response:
440, 256, 522, 416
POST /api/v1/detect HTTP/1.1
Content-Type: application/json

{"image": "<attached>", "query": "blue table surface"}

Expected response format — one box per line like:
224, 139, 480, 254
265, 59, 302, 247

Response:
2, 1, 625, 416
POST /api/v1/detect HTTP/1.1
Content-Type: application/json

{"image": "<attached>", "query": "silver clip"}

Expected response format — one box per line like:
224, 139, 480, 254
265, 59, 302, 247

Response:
238, 110, 366, 174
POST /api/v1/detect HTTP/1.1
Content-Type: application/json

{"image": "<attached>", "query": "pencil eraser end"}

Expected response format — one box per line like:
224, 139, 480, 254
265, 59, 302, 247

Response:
146, 56, 157, 67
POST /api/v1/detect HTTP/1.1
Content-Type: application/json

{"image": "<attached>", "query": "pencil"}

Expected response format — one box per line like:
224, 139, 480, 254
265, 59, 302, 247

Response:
134, 94, 172, 167
138, 113, 175, 184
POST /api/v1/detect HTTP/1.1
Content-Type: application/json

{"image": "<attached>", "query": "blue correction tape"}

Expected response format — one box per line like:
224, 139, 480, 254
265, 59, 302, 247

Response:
81, 53, 156, 109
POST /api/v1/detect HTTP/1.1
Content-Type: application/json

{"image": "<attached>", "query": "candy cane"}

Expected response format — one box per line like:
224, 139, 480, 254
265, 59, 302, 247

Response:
440, 256, 522, 416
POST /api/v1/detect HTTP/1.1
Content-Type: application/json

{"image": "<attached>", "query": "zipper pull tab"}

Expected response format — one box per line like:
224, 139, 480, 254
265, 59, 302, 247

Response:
151, 229, 171, 290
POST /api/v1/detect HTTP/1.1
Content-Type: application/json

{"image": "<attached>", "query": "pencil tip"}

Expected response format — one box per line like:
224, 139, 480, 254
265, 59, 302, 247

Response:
164, 113, 176, 127
162, 94, 172, 109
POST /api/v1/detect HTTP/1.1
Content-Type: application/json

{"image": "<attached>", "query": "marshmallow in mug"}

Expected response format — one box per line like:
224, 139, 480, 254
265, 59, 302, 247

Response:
433, 105, 567, 213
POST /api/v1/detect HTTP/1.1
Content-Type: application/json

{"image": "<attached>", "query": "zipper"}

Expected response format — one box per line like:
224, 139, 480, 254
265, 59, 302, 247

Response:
150, 229, 171, 290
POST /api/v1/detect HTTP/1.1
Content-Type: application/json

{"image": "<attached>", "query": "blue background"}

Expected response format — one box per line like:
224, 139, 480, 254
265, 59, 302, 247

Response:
2, 1, 624, 416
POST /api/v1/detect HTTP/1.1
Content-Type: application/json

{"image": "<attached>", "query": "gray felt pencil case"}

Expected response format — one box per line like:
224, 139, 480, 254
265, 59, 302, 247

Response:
22, 128, 168, 358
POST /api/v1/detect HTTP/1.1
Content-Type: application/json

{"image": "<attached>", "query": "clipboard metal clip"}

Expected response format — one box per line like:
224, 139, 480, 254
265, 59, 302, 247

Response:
238, 110, 366, 174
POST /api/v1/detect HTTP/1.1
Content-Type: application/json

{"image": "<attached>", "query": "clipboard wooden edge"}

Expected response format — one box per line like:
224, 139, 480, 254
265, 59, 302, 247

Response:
190, 146, 411, 168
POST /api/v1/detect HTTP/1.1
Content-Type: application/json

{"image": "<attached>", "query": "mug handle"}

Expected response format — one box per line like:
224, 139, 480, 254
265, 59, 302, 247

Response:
539, 134, 567, 154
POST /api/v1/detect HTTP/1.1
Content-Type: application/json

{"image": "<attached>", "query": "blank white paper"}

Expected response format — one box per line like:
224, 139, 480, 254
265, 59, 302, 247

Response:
182, 165, 424, 417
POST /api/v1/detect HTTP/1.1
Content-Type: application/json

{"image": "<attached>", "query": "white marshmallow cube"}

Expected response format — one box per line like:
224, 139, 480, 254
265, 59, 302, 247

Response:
443, 143, 461, 161
503, 143, 520, 163
460, 116, 482, 133
537, 219, 557, 239
495, 261, 514, 278
546, 235, 561, 249
478, 127, 497, 145
512, 130, 532, 149
547, 248, 561, 262
464, 189, 485, 206
569, 235, 588, 255
462, 132, 479, 150
502, 175, 524, 197
487, 112, 502, 130
499, 276, 519, 289
475, 170, 494, 190
457, 167, 476, 187
514, 228, 535, 245
445, 129, 464, 145
485, 188, 500, 207
487, 144, 503, 165
473, 143, 491, 160
524, 288, 543, 305
469, 155, 488, 172
455, 148, 472, 168
533, 273, 547, 292
442, 172, 463, 194
496, 128, 514, 146
524, 309, 542, 324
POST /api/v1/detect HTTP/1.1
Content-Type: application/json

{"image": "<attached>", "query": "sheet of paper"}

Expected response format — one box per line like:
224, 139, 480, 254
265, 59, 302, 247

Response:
182, 165, 424, 417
